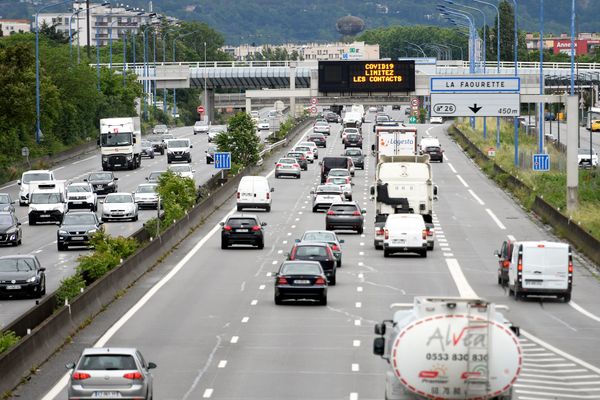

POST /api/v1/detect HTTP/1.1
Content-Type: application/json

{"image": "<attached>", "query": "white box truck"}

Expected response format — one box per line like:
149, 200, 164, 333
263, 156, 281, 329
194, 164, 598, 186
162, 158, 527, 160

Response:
99, 117, 142, 170
373, 297, 522, 400
371, 155, 436, 224
373, 125, 418, 161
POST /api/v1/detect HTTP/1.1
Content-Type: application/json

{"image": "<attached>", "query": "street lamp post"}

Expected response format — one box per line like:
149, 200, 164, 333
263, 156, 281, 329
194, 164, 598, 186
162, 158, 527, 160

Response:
108, 19, 118, 69
35, 0, 72, 144
122, 30, 127, 86
142, 25, 153, 120
538, 0, 545, 154
96, 26, 101, 92
510, 0, 519, 166
204, 41, 208, 123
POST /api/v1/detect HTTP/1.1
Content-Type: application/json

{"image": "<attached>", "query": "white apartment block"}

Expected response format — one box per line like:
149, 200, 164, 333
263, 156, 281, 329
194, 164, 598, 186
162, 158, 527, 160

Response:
0, 19, 31, 36
224, 41, 380, 61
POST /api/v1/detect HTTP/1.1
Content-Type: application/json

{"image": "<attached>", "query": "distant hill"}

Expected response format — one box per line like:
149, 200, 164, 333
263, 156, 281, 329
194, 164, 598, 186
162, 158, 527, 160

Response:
2, 1, 596, 44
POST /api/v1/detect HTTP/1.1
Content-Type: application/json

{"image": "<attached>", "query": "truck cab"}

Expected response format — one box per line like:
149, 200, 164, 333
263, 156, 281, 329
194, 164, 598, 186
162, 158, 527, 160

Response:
100, 117, 142, 170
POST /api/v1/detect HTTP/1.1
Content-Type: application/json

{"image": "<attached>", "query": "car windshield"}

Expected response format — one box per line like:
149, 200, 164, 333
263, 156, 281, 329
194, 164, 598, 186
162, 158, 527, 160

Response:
147, 135, 161, 142
89, 173, 112, 181
148, 172, 163, 180
346, 149, 361, 156
31, 193, 61, 204
287, 153, 302, 158
344, 129, 358, 134
63, 213, 96, 225
295, 147, 309, 152
68, 185, 90, 193
227, 218, 258, 227
0, 215, 13, 225
315, 122, 328, 126
347, 134, 360, 140
0, 194, 10, 203
376, 115, 390, 122
101, 132, 132, 146
162, 134, 174, 140
78, 354, 137, 370
295, 246, 327, 257
302, 232, 336, 242
195, 121, 207, 126
281, 263, 322, 275
0, 258, 36, 272
167, 140, 189, 148
155, 125, 167, 131
136, 185, 157, 193
170, 165, 191, 172
142, 141, 152, 147
22, 173, 51, 183
105, 195, 132, 203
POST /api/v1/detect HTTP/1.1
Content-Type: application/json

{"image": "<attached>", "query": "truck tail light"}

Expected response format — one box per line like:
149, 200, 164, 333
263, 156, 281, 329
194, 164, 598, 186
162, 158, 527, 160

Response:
384, 229, 389, 240
266, 192, 270, 200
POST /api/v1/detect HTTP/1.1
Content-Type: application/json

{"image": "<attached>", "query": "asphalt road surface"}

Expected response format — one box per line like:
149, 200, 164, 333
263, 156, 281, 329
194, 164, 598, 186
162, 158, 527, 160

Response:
11, 107, 600, 400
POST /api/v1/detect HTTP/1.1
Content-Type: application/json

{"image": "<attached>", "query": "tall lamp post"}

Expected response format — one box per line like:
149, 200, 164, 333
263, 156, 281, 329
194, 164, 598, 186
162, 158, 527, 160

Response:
108, 19, 118, 69
204, 41, 208, 123
68, 2, 111, 66
35, 0, 72, 144
172, 31, 197, 117
509, 0, 519, 166
538, 0, 545, 154
142, 25, 154, 120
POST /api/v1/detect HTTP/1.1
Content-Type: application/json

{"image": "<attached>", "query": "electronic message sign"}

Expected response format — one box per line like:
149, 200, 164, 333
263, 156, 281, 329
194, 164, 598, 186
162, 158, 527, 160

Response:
318, 60, 415, 93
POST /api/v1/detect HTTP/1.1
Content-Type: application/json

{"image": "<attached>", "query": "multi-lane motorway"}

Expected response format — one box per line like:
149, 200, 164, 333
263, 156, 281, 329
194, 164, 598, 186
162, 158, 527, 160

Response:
11, 107, 600, 400
0, 110, 275, 329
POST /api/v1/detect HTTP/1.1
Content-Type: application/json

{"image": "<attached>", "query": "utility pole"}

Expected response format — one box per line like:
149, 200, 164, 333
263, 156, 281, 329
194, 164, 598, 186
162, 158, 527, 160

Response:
86, 0, 91, 58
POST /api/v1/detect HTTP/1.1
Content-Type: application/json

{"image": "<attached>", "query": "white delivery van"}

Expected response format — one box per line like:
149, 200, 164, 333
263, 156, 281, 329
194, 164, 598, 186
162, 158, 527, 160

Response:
236, 176, 274, 212
419, 136, 441, 153
382, 214, 428, 258
165, 138, 192, 163
508, 241, 573, 302
18, 170, 56, 206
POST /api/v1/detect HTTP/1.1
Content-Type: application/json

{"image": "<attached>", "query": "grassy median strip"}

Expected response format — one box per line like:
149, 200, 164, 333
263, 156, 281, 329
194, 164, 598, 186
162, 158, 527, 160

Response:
451, 118, 600, 239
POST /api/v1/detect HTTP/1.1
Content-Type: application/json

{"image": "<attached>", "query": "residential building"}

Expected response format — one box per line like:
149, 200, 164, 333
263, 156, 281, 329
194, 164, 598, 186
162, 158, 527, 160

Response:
0, 19, 30, 36
223, 41, 380, 61
525, 32, 600, 56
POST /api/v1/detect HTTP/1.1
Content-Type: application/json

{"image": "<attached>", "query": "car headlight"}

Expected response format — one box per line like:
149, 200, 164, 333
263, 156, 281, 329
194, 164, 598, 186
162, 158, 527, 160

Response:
27, 276, 37, 283
87, 228, 98, 234
126, 155, 133, 160
102, 156, 108, 161
107, 182, 114, 186
167, 149, 174, 154
58, 229, 68, 235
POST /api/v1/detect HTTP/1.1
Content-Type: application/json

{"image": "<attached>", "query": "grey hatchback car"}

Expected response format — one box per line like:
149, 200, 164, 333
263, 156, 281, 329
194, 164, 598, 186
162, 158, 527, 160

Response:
67, 347, 156, 400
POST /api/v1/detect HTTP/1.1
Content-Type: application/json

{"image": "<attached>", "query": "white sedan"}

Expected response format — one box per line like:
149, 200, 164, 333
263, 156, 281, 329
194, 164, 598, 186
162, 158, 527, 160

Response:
168, 164, 196, 180
101, 193, 138, 222
257, 119, 270, 130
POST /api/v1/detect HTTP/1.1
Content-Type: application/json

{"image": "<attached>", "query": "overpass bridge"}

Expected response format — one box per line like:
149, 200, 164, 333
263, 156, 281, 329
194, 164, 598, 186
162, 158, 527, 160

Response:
105, 60, 600, 118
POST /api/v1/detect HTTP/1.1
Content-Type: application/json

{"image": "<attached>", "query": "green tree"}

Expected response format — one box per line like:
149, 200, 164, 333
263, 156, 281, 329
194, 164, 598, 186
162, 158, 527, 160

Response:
215, 112, 261, 167
157, 170, 197, 224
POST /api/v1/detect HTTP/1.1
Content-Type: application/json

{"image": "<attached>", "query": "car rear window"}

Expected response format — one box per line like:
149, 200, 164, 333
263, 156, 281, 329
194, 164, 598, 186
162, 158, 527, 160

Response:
279, 158, 296, 164
330, 204, 358, 212
295, 246, 327, 257
426, 146, 441, 152
281, 263, 322, 275
346, 149, 361, 156
303, 232, 336, 242
78, 354, 137, 370
228, 218, 258, 227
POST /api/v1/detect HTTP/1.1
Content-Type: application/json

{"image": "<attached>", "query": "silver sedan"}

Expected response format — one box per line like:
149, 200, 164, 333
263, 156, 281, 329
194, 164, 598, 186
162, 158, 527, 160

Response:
275, 157, 301, 179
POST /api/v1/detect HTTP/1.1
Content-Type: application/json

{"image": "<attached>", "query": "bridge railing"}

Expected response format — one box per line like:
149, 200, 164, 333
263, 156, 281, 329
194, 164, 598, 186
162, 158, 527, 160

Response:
436, 60, 600, 71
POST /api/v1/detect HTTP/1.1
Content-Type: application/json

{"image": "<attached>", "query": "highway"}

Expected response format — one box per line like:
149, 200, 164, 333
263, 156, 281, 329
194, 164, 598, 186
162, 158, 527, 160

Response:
0, 109, 277, 329
12, 107, 600, 400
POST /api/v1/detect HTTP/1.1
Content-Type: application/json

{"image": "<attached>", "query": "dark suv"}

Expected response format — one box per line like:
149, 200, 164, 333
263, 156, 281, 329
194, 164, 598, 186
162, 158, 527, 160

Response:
0, 255, 45, 298
287, 242, 337, 285
146, 134, 166, 155
85, 172, 118, 195
343, 148, 364, 169
423, 145, 444, 162
57, 211, 103, 251
343, 133, 363, 149
220, 214, 267, 249
495, 240, 514, 286
326, 201, 366, 234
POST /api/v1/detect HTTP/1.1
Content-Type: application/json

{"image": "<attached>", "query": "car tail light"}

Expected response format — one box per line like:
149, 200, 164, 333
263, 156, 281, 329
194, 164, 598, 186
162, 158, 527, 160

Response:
315, 277, 326, 285
375, 228, 384, 236
327, 210, 335, 215
252, 225, 261, 231
277, 276, 288, 284
276, 163, 283, 167
427, 228, 433, 237
236, 192, 240, 199
352, 211, 361, 216
72, 372, 91, 380
293, 163, 300, 168
330, 244, 339, 251
326, 246, 334, 259
384, 229, 389, 240
123, 371, 143, 380
422, 230, 427, 240
289, 247, 297, 259
223, 225, 232, 231
266, 192, 270, 200
345, 177, 350, 183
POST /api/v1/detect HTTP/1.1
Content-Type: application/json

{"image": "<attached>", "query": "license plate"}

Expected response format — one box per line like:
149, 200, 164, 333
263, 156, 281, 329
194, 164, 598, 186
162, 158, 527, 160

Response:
323, 196, 333, 200
294, 280, 310, 284
39, 214, 50, 218
6, 285, 21, 290
393, 239, 406, 244
526, 280, 543, 286
92, 392, 121, 398
71, 237, 85, 241
71, 201, 83, 204
237, 229, 249, 232
114, 164, 121, 167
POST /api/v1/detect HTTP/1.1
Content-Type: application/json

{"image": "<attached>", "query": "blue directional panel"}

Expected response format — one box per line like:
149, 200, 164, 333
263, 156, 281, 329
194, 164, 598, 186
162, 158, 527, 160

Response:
214, 152, 232, 170
532, 153, 550, 171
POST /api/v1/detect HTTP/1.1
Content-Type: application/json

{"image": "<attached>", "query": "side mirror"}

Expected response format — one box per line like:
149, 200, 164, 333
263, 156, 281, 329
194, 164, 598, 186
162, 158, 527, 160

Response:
114, 177, 119, 181
309, 190, 314, 194
371, 144, 375, 151
339, 239, 345, 244
96, 139, 100, 146
374, 323, 386, 335
17, 222, 21, 226
190, 145, 193, 148
133, 138, 137, 143
192, 170, 196, 173
145, 177, 149, 181
65, 362, 75, 369
494, 250, 501, 257
39, 267, 46, 272
83, 178, 88, 182
270, 187, 275, 192
261, 222, 267, 226
361, 209, 367, 214
433, 185, 438, 196
373, 337, 386, 357
294, 238, 301, 243
99, 200, 104, 204
318, 161, 322, 165
510, 325, 520, 337
370, 186, 375, 196
17, 180, 21, 185
205, 150, 208, 153
147, 362, 157, 369
219, 222, 225, 226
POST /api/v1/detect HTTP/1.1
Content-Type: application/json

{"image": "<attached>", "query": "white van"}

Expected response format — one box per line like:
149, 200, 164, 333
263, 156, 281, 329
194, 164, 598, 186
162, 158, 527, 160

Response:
508, 241, 573, 302
165, 138, 192, 163
236, 176, 274, 212
419, 136, 441, 153
18, 170, 56, 206
382, 214, 428, 258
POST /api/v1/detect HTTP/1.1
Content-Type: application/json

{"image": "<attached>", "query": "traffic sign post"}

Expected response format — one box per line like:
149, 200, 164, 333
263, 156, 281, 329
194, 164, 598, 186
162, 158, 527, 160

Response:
309, 106, 318, 115
532, 153, 550, 171
430, 76, 521, 117
310, 97, 318, 105
197, 105, 205, 115
411, 98, 420, 108
214, 152, 231, 170
409, 116, 418, 124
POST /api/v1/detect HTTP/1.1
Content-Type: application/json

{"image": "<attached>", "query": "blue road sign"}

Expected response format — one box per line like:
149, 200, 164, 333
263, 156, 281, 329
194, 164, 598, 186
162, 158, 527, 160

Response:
214, 152, 231, 170
532, 153, 550, 171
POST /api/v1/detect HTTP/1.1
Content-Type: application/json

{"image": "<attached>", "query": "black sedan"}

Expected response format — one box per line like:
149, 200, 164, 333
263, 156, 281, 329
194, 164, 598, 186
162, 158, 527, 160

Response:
343, 133, 363, 149
286, 151, 308, 171
221, 214, 266, 249
325, 112, 341, 123
307, 134, 327, 148
57, 211, 103, 251
0, 255, 45, 298
343, 148, 365, 169
274, 261, 328, 305
423, 145, 444, 162
85, 172, 119, 195
325, 202, 366, 234
0, 212, 21, 246
146, 135, 166, 155
288, 242, 337, 285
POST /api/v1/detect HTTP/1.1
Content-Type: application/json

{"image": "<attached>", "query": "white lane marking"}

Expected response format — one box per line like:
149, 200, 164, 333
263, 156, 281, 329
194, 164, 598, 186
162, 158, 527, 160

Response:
443, 154, 449, 161
218, 360, 227, 368
241, 317, 249, 323
0, 182, 17, 190
445, 259, 478, 298
569, 302, 600, 323
456, 174, 469, 188
71, 155, 96, 165
272, 260, 278, 264
355, 302, 362, 308
448, 163, 457, 173
52, 166, 65, 171
357, 286, 363, 292
468, 189, 485, 205
203, 388, 214, 398
350, 393, 359, 400
354, 319, 361, 326
353, 340, 361, 347
359, 251, 364, 256
34, 249, 43, 253
444, 253, 455, 257
486, 208, 507, 230
277, 250, 283, 254
359, 242, 364, 246
508, 234, 516, 241
352, 363, 360, 372
259, 284, 265, 290
266, 272, 272, 277
282, 240, 288, 244
230, 336, 239, 343
251, 299, 258, 305
240, 281, 246, 292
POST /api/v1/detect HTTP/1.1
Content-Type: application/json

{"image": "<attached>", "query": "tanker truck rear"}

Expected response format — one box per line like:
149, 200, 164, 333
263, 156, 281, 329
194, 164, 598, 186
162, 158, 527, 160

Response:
373, 297, 522, 400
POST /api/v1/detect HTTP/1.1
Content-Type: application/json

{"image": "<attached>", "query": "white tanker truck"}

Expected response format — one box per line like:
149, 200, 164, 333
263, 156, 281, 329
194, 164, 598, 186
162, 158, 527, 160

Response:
373, 297, 522, 400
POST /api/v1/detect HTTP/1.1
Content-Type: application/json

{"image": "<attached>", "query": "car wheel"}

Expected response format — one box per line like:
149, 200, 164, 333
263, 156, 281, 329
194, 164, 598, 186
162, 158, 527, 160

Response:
319, 295, 327, 306
312, 207, 318, 213
161, 150, 165, 155
206, 158, 211, 164
563, 293, 572, 303
257, 240, 264, 249
29, 218, 36, 225
57, 243, 66, 251
421, 250, 428, 258
296, 174, 300, 179
329, 273, 336, 286
17, 237, 22, 246
274, 295, 283, 305
337, 258, 342, 268
133, 215, 138, 221
325, 225, 332, 231
357, 226, 363, 234
428, 243, 434, 250
275, 174, 279, 179
498, 276, 503, 285
19, 201, 26, 207
265, 205, 271, 212
167, 159, 172, 164
40, 278, 46, 296
101, 217, 108, 222
383, 249, 390, 258
237, 205, 243, 212
221, 240, 228, 250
